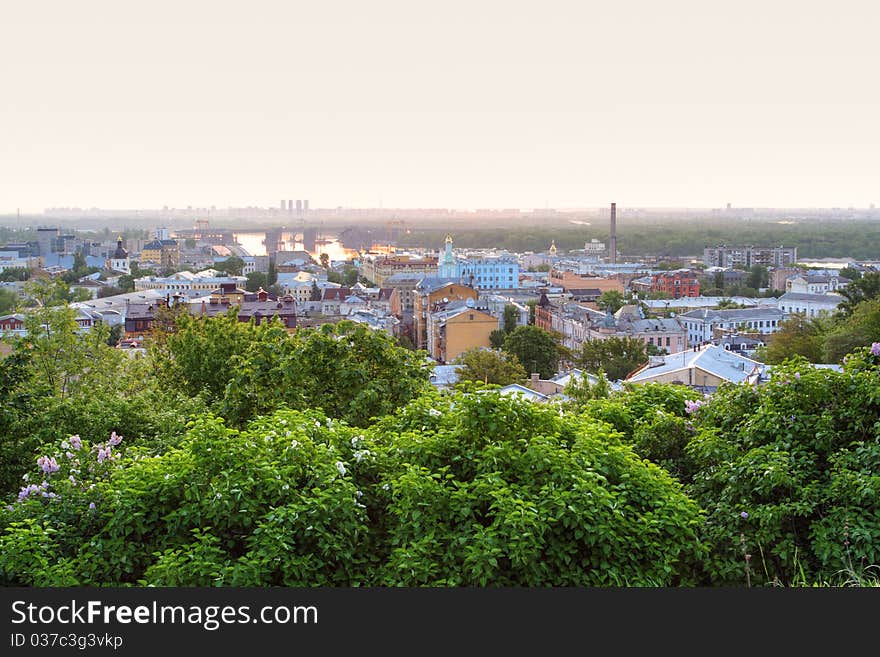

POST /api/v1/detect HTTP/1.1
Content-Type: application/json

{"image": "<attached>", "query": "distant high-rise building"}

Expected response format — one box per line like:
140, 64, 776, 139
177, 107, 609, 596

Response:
155, 227, 170, 241
280, 200, 286, 211
303, 199, 309, 213
36, 227, 59, 257
288, 200, 293, 214
296, 200, 303, 214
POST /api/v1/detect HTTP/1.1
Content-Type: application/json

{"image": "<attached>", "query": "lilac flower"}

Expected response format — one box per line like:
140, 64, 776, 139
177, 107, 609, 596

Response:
685, 399, 704, 415
740, 512, 749, 519
65, 451, 75, 460
335, 461, 347, 477
69, 435, 82, 450
37, 456, 60, 474
17, 484, 42, 501
96, 447, 111, 464
6, 505, 13, 512
88, 502, 96, 510
108, 432, 122, 446
69, 475, 76, 484
794, 372, 800, 380
871, 342, 880, 357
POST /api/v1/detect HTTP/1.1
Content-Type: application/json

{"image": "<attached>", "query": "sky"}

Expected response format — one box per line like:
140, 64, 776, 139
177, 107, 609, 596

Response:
1, 0, 879, 213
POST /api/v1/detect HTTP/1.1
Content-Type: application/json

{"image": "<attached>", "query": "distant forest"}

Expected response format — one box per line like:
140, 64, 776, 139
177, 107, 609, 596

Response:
396, 218, 880, 261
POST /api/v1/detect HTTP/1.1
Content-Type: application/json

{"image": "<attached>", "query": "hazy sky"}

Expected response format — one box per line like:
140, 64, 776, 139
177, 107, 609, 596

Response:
2, 1, 879, 212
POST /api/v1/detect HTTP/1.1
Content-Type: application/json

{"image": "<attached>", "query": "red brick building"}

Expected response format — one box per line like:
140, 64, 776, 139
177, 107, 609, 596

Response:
651, 269, 700, 299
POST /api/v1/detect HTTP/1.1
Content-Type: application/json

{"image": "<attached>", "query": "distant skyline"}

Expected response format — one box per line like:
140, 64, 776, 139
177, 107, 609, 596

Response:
2, 1, 879, 213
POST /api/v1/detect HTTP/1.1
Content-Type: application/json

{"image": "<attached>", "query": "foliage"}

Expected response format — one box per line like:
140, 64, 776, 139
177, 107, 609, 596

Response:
217, 320, 432, 428
502, 304, 519, 333
245, 271, 268, 292
598, 290, 625, 314
578, 336, 648, 381
502, 325, 560, 378
98, 285, 125, 298
0, 391, 707, 586
489, 329, 505, 349
746, 265, 769, 290
0, 347, 43, 496
214, 256, 245, 277
755, 314, 829, 364
453, 348, 527, 386
839, 267, 862, 282
560, 369, 611, 411
0, 267, 30, 282
823, 300, 880, 363
838, 272, 880, 316
0, 287, 17, 313
685, 351, 880, 586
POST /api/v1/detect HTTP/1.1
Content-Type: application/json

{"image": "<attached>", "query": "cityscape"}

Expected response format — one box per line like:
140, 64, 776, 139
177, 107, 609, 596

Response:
2, 5, 880, 636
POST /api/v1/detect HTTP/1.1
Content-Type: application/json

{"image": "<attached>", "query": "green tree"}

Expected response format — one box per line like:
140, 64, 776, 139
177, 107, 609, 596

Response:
840, 266, 861, 282
219, 320, 432, 428
245, 271, 268, 293
97, 286, 124, 299
598, 290, 625, 314
502, 304, 519, 333
526, 299, 537, 325
686, 352, 880, 585
489, 329, 505, 349
0, 391, 706, 586
0, 288, 17, 314
561, 369, 611, 410
215, 256, 245, 277
184, 238, 197, 249
822, 299, 880, 363
0, 346, 42, 495
453, 348, 527, 385
320, 253, 330, 270
24, 278, 78, 307
117, 274, 135, 292
746, 265, 769, 290
502, 325, 560, 378
0, 267, 30, 282
754, 314, 827, 364
838, 271, 880, 316
578, 337, 648, 381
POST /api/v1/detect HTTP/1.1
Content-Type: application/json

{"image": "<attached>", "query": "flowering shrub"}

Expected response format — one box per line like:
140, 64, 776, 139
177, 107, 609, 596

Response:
0, 393, 706, 586
0, 432, 127, 585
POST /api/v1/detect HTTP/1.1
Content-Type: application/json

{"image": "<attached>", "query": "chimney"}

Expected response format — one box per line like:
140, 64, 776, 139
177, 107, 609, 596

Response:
530, 372, 540, 388
609, 202, 617, 265
200, 300, 206, 316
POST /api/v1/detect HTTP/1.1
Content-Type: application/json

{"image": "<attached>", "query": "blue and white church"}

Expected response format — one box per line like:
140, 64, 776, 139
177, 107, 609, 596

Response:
437, 234, 520, 290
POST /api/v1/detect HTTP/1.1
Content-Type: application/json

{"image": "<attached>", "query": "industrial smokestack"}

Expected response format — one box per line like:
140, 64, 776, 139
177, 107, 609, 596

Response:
609, 202, 617, 265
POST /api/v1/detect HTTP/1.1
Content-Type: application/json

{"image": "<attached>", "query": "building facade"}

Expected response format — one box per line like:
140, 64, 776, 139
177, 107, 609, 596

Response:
703, 245, 798, 269
651, 270, 701, 299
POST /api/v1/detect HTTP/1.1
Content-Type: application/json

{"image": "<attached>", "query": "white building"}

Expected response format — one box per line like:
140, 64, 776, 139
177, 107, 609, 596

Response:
134, 269, 247, 300
107, 237, 130, 274
678, 307, 787, 345
775, 292, 843, 318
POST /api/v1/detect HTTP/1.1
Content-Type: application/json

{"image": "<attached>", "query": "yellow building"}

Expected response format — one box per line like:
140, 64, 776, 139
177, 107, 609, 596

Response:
414, 280, 478, 351
426, 300, 498, 363
140, 239, 181, 269
361, 254, 439, 287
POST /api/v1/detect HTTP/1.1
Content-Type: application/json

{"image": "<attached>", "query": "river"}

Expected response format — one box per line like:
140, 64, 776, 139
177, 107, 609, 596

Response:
233, 231, 359, 262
